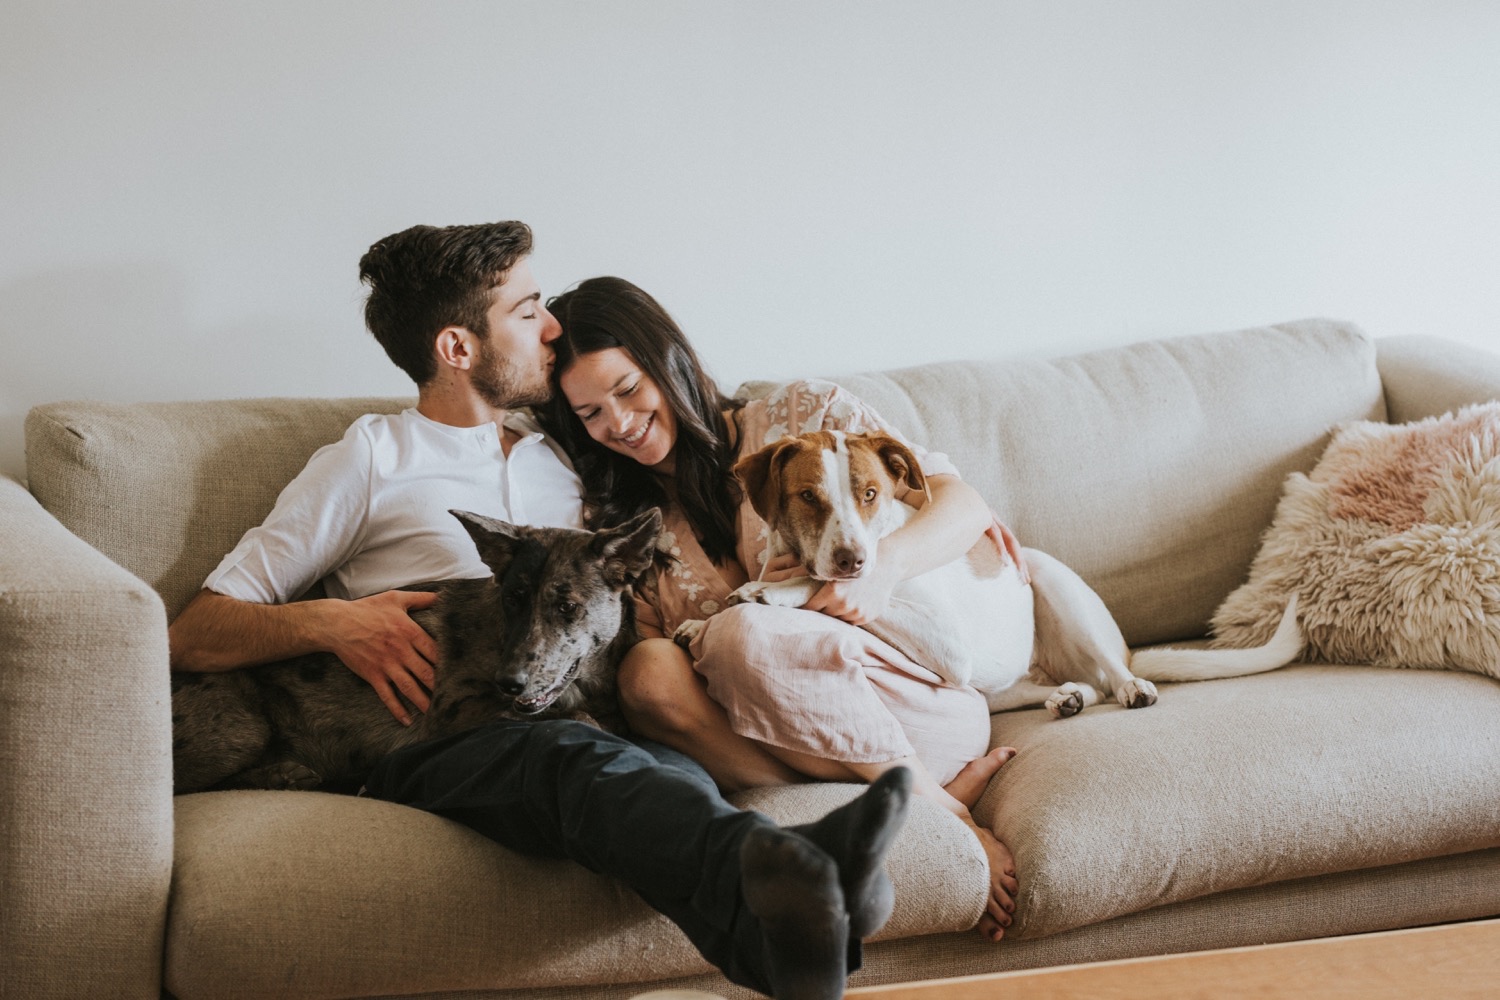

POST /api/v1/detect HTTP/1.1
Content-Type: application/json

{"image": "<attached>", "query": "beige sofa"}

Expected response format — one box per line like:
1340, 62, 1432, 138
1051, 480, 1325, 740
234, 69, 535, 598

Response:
5, 319, 1500, 1000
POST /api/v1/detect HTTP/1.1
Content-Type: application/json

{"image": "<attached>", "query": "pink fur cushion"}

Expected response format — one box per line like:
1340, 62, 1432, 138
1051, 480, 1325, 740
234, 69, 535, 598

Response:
1213, 402, 1500, 680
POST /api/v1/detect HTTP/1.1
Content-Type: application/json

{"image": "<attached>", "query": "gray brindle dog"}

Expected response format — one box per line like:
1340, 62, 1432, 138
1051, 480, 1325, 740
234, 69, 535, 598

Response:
170, 508, 662, 794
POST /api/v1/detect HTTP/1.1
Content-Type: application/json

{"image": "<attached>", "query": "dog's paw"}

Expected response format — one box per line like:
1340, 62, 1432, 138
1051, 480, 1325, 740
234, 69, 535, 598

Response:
1046, 682, 1087, 719
673, 619, 707, 648
727, 581, 771, 606
729, 578, 819, 609
249, 761, 323, 791
1115, 677, 1159, 709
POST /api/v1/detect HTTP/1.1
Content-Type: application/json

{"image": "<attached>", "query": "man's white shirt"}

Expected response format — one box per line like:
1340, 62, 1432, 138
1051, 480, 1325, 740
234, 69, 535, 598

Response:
205, 408, 583, 603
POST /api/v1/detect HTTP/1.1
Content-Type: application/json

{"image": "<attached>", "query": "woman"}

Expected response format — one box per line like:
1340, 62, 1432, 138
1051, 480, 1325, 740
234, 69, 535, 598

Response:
543, 276, 1023, 941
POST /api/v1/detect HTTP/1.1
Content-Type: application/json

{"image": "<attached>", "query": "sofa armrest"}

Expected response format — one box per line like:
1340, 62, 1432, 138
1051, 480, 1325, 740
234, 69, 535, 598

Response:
1376, 335, 1500, 424
0, 477, 172, 1000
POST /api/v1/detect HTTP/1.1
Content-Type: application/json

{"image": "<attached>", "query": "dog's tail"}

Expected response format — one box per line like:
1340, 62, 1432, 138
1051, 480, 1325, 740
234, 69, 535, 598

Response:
1129, 594, 1302, 683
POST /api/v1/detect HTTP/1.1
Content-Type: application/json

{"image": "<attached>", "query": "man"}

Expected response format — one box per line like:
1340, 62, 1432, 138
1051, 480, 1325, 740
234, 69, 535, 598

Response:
168, 221, 910, 1000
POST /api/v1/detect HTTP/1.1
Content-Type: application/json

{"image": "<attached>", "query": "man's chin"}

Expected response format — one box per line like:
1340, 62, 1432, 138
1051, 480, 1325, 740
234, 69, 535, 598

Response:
479, 380, 552, 411
509, 391, 549, 409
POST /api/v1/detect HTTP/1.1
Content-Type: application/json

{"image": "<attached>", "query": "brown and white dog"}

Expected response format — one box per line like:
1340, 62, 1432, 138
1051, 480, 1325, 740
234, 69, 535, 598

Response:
702, 430, 1301, 717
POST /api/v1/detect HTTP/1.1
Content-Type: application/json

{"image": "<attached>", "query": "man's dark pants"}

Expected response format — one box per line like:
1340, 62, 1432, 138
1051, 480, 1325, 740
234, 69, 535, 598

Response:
362, 718, 863, 995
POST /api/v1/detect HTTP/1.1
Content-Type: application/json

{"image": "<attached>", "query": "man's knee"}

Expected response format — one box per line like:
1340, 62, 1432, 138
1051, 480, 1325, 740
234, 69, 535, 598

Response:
520, 717, 633, 761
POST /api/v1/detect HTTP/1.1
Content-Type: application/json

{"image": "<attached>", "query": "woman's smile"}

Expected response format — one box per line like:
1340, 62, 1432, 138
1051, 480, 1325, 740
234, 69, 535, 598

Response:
618, 413, 654, 447
560, 347, 678, 471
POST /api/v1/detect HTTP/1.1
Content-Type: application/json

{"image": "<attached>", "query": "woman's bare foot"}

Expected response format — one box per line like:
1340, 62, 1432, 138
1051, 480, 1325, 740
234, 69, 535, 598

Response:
846, 755, 1021, 943
964, 818, 1019, 942
943, 746, 1017, 810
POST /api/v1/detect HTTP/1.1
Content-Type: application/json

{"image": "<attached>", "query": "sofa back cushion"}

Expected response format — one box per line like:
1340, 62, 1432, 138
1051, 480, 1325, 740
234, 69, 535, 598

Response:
26, 320, 1382, 641
741, 319, 1383, 644
26, 397, 410, 620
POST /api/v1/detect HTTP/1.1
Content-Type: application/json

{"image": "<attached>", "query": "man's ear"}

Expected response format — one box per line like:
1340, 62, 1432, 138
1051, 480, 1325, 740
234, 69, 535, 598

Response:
593, 508, 663, 587
433, 326, 480, 373
865, 433, 927, 495
450, 509, 522, 571
733, 439, 799, 527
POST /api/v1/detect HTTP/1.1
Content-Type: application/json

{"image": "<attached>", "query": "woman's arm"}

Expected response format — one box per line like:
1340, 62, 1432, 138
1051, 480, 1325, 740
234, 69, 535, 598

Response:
802, 472, 990, 625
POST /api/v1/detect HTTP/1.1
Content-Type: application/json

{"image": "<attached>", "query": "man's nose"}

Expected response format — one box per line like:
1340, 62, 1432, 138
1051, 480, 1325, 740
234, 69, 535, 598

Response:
539, 305, 561, 343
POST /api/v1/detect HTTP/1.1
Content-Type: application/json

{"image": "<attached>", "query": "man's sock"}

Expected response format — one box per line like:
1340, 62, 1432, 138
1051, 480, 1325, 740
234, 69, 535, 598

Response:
739, 827, 850, 1000
792, 766, 913, 940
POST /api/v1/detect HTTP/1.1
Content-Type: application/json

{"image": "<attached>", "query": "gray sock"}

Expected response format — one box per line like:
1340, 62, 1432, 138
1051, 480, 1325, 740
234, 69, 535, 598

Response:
739, 826, 849, 1000
792, 766, 913, 940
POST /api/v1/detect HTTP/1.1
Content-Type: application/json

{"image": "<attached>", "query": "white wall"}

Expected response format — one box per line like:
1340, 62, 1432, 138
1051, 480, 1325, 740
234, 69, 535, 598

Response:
4, 0, 1498, 483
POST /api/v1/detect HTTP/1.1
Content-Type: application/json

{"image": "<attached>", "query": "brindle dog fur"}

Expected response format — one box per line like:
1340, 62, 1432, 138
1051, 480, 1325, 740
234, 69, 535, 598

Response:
170, 508, 662, 794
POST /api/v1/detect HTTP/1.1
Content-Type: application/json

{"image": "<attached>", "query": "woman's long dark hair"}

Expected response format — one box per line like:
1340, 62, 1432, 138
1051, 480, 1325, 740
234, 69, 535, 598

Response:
542, 277, 744, 563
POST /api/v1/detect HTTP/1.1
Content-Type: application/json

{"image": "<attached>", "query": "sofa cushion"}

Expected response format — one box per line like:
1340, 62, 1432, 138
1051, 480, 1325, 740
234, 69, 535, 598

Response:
25, 396, 410, 619
740, 319, 1384, 644
164, 783, 984, 1000
978, 664, 1500, 940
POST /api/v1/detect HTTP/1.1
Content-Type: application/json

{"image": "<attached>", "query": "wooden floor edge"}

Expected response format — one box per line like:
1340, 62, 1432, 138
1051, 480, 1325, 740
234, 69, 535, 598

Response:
845, 917, 1500, 998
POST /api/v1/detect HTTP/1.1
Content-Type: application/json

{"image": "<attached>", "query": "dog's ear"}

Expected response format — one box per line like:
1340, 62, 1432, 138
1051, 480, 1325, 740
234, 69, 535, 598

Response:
733, 438, 800, 527
593, 508, 662, 588
866, 434, 928, 496
450, 509, 523, 571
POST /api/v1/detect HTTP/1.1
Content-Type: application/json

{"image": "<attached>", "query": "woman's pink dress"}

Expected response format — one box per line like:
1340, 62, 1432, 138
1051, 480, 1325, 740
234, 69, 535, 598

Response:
633, 379, 1003, 786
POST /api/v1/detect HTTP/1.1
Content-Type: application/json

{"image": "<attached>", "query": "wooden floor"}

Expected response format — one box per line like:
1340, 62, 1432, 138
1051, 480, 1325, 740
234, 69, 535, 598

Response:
845, 918, 1500, 999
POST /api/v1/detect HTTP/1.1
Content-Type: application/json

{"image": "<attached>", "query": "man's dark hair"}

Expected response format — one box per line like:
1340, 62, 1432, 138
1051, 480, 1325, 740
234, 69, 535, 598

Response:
358, 221, 534, 385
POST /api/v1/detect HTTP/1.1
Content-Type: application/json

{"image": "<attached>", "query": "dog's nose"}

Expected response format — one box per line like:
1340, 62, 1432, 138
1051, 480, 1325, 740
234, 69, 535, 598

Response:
497, 672, 527, 696
833, 548, 865, 576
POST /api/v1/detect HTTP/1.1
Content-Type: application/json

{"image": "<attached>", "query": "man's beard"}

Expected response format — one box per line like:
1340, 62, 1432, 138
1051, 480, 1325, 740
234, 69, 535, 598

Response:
472, 340, 551, 409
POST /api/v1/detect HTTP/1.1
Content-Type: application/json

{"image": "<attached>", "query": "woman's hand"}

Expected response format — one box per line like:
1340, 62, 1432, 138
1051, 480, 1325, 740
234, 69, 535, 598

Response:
758, 551, 807, 583
802, 559, 901, 626
990, 519, 1031, 585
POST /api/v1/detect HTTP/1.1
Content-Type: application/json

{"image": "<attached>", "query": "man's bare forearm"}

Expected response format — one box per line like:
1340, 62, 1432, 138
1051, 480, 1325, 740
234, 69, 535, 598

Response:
169, 589, 335, 672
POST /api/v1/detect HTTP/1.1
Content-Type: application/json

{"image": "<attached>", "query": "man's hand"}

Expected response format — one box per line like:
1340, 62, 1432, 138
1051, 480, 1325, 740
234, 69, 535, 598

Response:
325, 590, 441, 726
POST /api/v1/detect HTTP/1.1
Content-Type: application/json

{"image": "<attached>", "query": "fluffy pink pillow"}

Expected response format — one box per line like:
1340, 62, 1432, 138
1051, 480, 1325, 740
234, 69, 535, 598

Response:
1213, 402, 1500, 680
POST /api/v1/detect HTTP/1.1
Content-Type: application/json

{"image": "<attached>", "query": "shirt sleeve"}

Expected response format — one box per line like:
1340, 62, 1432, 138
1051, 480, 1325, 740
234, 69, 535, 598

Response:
202, 425, 374, 604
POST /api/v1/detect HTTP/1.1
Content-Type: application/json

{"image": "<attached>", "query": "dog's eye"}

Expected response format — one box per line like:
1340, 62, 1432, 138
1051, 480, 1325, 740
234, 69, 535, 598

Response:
862, 487, 877, 503
800, 489, 817, 503
558, 600, 577, 617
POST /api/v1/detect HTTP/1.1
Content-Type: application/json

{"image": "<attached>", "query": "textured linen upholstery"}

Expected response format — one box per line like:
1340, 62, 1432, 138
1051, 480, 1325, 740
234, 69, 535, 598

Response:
24, 396, 411, 619
409, 848, 1500, 1000
742, 319, 1385, 645
977, 665, 1500, 939
0, 477, 173, 1000
164, 785, 984, 999
1377, 333, 1500, 424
